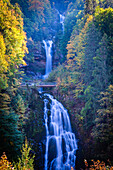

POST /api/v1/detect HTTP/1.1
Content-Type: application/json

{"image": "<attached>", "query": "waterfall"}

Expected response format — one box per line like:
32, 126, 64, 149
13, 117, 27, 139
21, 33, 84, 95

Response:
44, 94, 77, 170
56, 10, 65, 33
60, 14, 65, 33
43, 40, 53, 79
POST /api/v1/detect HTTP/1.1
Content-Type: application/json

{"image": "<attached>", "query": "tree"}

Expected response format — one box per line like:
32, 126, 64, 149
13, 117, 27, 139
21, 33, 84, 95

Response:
29, 0, 44, 16
0, 0, 27, 161
14, 138, 35, 170
84, 0, 97, 14
61, 3, 84, 58
99, 0, 113, 8
0, 0, 28, 89
0, 152, 14, 169
92, 85, 113, 161
93, 34, 108, 91
94, 7, 113, 37
0, 110, 23, 160
0, 33, 8, 89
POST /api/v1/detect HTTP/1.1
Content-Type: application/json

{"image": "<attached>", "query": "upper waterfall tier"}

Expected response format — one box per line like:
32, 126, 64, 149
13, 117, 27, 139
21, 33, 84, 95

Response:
43, 40, 53, 79
60, 14, 65, 33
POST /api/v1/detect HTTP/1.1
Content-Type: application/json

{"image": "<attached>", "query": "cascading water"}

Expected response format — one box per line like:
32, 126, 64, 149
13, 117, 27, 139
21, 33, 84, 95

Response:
56, 10, 65, 33
60, 14, 65, 33
44, 94, 77, 170
43, 40, 53, 79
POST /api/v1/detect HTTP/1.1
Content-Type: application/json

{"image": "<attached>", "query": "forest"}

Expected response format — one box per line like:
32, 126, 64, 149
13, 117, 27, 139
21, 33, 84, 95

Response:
0, 0, 113, 169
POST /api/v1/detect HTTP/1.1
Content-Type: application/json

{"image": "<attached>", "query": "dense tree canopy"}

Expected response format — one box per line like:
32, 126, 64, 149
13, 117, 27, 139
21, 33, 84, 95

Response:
0, 0, 27, 89
0, 0, 27, 161
48, 1, 113, 164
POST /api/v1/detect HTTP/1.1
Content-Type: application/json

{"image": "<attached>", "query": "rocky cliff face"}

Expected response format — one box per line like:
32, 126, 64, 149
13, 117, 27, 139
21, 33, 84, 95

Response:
24, 39, 46, 78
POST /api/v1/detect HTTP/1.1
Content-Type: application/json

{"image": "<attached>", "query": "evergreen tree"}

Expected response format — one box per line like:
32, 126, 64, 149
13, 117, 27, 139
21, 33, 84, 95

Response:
99, 0, 113, 8
84, 0, 97, 14
0, 0, 27, 161
94, 7, 113, 37
83, 22, 101, 85
93, 34, 108, 91
0, 110, 23, 160
92, 85, 113, 161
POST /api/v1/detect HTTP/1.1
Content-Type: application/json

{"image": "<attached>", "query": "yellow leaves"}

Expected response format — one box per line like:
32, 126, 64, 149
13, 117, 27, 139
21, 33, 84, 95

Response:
73, 81, 84, 98
0, 152, 14, 170
57, 77, 61, 86
22, 60, 27, 66
66, 40, 76, 64
0, 0, 28, 66
0, 33, 8, 74
14, 138, 35, 170
82, 15, 93, 31
0, 33, 6, 56
108, 84, 113, 92
87, 15, 93, 23
0, 0, 28, 88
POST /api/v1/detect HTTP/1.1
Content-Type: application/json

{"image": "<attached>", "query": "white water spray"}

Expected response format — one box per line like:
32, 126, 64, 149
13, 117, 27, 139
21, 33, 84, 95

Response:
43, 40, 53, 79
60, 14, 65, 33
44, 94, 77, 170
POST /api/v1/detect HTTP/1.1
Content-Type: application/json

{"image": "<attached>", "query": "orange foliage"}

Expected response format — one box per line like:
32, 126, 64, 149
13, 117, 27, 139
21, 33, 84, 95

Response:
0, 152, 14, 170
29, 0, 44, 16
84, 159, 113, 170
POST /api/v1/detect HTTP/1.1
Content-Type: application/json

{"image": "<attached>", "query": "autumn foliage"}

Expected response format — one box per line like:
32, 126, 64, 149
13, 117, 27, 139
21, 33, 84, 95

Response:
0, 152, 14, 170
84, 159, 113, 170
0, 0, 28, 89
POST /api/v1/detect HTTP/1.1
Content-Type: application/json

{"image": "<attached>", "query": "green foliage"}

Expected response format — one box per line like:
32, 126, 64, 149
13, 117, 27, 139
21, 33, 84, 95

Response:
84, 0, 98, 14
0, 110, 23, 161
92, 85, 113, 160
11, 93, 27, 128
49, 2, 113, 163
0, 33, 8, 89
49, 0, 76, 12
14, 138, 35, 170
99, 0, 113, 8
0, 0, 28, 163
0, 0, 28, 89
60, 3, 84, 58
22, 88, 45, 169
0, 139, 35, 170
94, 7, 113, 37
24, 88, 45, 137
92, 33, 108, 90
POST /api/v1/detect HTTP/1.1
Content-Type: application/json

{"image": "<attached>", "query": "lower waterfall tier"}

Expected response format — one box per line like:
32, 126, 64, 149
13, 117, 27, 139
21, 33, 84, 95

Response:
44, 94, 77, 170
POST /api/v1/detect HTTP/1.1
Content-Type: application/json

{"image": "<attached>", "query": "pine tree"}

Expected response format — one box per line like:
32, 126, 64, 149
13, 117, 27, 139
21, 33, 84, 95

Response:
99, 0, 113, 8
0, 110, 23, 160
92, 85, 113, 161
84, 0, 97, 14
93, 34, 108, 91
80, 21, 102, 125
0, 0, 27, 161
